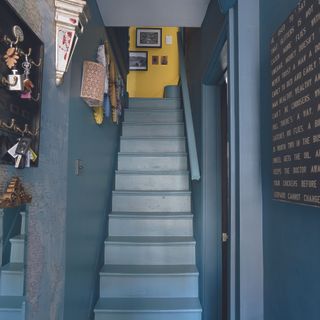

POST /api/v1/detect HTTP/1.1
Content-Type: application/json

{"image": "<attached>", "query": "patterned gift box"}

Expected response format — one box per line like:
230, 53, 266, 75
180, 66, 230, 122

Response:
80, 61, 105, 107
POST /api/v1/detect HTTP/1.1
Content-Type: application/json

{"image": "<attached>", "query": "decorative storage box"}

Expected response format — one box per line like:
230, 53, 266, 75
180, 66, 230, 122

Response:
80, 61, 105, 107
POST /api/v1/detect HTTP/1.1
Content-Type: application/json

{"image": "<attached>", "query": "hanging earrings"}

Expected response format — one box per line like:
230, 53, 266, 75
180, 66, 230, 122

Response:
3, 39, 23, 91
20, 50, 34, 99
2, 25, 41, 99
3, 26, 24, 69
4, 45, 19, 69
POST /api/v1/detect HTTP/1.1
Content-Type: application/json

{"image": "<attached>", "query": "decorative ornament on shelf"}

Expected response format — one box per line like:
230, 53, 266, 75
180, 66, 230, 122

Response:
55, 0, 89, 86
0, 177, 32, 208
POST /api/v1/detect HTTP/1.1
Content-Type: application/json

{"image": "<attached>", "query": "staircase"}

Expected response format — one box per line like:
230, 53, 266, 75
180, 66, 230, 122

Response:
94, 96, 202, 320
0, 210, 26, 320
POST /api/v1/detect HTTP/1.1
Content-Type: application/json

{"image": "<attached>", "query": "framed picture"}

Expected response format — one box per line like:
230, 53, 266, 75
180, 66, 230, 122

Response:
129, 51, 148, 71
152, 56, 159, 65
161, 56, 168, 65
136, 28, 162, 48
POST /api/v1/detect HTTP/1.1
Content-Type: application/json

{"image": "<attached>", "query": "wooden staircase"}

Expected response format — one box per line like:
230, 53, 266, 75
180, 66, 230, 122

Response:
94, 96, 202, 320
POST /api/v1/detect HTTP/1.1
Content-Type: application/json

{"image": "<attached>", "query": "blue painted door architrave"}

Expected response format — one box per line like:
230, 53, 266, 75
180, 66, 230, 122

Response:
218, 0, 237, 14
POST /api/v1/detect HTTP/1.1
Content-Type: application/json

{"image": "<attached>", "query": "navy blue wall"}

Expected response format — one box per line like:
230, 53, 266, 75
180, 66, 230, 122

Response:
63, 0, 120, 319
0, 1, 71, 319
185, 1, 225, 319
106, 27, 129, 81
260, 0, 320, 319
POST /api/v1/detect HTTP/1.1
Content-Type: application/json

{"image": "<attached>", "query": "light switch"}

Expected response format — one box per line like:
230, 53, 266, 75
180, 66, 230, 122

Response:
166, 35, 173, 45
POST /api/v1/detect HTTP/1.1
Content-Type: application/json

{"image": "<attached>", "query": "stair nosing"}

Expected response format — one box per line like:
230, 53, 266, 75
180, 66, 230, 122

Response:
105, 236, 195, 245
125, 109, 182, 113
115, 170, 189, 175
124, 105, 183, 111
129, 97, 181, 100
122, 122, 184, 126
118, 152, 187, 157
9, 235, 25, 241
112, 190, 191, 195
109, 212, 193, 218
0, 296, 25, 310
99, 264, 199, 276
94, 297, 202, 313
121, 137, 186, 140
1, 263, 24, 274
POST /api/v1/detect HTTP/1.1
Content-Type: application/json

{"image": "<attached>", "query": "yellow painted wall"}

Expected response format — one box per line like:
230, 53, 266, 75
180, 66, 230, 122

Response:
127, 27, 179, 98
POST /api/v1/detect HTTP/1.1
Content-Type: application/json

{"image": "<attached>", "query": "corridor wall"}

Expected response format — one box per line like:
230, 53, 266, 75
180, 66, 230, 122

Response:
0, 1, 121, 319
0, 1, 71, 319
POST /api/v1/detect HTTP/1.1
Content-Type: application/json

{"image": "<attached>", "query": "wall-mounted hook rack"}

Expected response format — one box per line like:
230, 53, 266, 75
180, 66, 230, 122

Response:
0, 1, 44, 167
1, 77, 41, 100
0, 118, 39, 137
1, 76, 18, 87
31, 93, 40, 102
2, 36, 42, 68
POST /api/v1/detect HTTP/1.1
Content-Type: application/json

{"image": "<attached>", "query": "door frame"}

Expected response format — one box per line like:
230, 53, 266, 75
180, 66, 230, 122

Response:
201, 21, 229, 320
201, 3, 264, 320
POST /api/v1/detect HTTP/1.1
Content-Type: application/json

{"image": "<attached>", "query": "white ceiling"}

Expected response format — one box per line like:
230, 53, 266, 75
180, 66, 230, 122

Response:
96, 0, 211, 27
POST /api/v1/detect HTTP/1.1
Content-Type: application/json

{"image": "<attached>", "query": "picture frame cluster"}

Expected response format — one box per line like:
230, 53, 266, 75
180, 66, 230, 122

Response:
129, 28, 167, 71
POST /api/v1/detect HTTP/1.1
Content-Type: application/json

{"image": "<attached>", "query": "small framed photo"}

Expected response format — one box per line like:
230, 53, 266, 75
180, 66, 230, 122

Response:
136, 28, 162, 48
129, 51, 148, 71
161, 56, 168, 65
152, 56, 159, 65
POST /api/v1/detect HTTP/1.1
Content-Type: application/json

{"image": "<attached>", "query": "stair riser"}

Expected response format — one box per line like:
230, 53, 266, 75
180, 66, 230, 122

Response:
112, 194, 191, 212
0, 273, 24, 296
100, 274, 199, 298
124, 111, 183, 123
118, 155, 188, 171
109, 217, 193, 237
129, 98, 181, 108
122, 124, 184, 137
95, 311, 201, 320
105, 243, 195, 265
0, 310, 23, 320
115, 174, 189, 191
10, 241, 24, 263
120, 139, 186, 153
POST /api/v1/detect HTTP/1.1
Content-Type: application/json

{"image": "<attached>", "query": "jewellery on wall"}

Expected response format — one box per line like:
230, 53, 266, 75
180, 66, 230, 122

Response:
3, 25, 24, 69
21, 50, 34, 99
1, 26, 42, 93
7, 69, 23, 91
0, 2, 44, 168
4, 46, 20, 69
